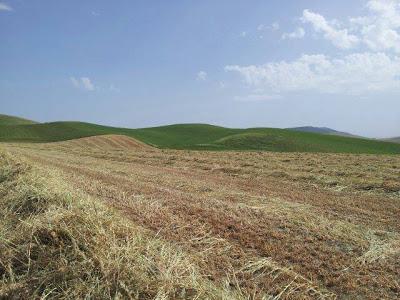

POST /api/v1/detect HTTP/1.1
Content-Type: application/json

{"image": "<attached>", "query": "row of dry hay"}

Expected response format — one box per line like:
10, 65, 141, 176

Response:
0, 150, 244, 299
20, 140, 399, 197
2, 141, 399, 299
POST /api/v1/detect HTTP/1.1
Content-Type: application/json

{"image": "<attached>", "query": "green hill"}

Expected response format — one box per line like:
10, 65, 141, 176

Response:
0, 114, 38, 126
384, 137, 400, 144
213, 130, 400, 153
0, 115, 399, 154
288, 126, 361, 138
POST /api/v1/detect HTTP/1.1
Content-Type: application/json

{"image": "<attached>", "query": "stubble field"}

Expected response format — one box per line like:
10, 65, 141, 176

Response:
1, 135, 399, 299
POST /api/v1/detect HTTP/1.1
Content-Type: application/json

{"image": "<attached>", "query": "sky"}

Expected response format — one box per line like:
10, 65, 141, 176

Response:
1, 0, 400, 138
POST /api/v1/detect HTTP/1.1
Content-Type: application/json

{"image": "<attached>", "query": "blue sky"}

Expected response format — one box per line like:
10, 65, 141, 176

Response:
1, 0, 399, 138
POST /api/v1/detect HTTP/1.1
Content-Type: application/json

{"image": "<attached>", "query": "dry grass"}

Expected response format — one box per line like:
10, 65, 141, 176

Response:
14, 141, 400, 197
1, 140, 400, 299
50, 134, 153, 151
0, 151, 242, 299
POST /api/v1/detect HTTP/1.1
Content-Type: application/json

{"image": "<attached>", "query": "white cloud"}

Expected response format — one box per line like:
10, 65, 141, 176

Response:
239, 31, 247, 37
70, 77, 95, 91
0, 2, 12, 11
271, 22, 280, 31
352, 0, 400, 53
302, 1, 400, 53
81, 77, 94, 91
225, 52, 400, 95
257, 22, 280, 31
282, 27, 305, 40
197, 71, 207, 81
302, 9, 359, 49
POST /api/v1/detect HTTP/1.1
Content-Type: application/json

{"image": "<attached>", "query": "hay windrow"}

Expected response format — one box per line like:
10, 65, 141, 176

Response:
0, 150, 241, 299
1, 142, 399, 299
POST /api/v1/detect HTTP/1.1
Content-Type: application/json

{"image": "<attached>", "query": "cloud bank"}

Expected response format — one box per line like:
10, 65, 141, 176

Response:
226, 1, 400, 96
303, 0, 400, 52
225, 52, 400, 95
302, 9, 359, 49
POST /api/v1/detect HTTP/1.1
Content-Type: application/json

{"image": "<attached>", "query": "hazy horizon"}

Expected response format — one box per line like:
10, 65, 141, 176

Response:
1, 0, 400, 138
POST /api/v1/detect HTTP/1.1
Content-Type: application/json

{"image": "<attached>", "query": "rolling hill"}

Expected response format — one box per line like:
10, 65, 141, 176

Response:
384, 137, 400, 144
0, 114, 38, 126
0, 115, 400, 154
288, 126, 359, 138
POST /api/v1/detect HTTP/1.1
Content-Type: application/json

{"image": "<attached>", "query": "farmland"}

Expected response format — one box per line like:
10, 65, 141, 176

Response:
1, 135, 399, 299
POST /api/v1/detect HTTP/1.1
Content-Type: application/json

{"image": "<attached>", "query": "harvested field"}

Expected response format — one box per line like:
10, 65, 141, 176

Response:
49, 134, 153, 150
1, 140, 400, 299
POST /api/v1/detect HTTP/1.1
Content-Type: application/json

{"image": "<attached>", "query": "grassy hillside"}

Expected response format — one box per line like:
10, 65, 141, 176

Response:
0, 122, 132, 143
213, 129, 400, 154
288, 126, 359, 138
384, 137, 400, 144
0, 114, 38, 126
1, 117, 400, 154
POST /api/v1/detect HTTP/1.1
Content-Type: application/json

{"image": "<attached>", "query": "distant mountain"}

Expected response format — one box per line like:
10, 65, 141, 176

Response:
288, 126, 359, 138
